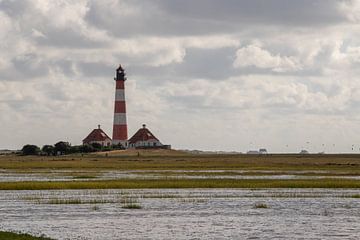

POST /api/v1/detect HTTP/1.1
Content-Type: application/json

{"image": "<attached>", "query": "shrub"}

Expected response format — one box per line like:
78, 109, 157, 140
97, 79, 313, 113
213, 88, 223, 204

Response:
91, 142, 102, 151
54, 141, 71, 155
79, 144, 95, 153
22, 144, 40, 155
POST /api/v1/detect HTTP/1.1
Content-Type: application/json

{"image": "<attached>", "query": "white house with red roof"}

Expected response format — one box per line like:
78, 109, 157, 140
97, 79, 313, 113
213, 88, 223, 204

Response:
128, 124, 163, 149
83, 125, 112, 147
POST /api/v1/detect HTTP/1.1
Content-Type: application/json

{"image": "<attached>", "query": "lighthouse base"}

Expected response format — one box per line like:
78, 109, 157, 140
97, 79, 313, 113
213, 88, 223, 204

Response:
112, 140, 128, 149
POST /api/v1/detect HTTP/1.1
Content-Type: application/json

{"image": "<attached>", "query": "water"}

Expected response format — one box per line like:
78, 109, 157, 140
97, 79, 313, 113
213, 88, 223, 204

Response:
0, 189, 360, 239
1, 170, 360, 182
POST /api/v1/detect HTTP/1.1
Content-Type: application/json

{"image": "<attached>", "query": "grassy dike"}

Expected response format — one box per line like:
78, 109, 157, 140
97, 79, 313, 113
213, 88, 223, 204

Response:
0, 231, 53, 240
1, 178, 360, 190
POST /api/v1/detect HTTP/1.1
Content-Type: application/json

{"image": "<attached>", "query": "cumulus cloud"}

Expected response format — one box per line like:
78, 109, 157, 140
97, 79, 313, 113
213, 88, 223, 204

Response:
1, 0, 360, 152
233, 45, 301, 72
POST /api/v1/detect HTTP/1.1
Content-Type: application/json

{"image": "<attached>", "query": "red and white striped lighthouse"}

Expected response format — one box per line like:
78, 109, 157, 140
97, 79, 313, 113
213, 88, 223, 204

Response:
112, 64, 128, 147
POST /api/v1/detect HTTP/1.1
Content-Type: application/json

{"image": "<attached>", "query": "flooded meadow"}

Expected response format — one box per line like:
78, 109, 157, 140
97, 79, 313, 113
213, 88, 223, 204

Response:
1, 188, 360, 239
1, 154, 360, 239
2, 169, 360, 182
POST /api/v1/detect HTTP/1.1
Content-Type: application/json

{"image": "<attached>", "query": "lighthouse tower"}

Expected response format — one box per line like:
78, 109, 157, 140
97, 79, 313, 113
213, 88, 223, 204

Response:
112, 64, 128, 148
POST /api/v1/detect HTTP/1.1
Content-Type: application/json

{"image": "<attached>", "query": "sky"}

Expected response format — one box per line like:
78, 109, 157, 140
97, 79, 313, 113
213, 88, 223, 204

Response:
1, 0, 360, 153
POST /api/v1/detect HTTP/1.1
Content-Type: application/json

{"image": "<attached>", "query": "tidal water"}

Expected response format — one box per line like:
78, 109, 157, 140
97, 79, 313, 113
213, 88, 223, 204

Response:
1, 169, 360, 182
0, 189, 359, 239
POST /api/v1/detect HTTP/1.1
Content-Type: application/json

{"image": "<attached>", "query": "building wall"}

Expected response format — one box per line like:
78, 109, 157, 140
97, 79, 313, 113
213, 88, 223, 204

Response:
86, 139, 112, 147
128, 140, 163, 149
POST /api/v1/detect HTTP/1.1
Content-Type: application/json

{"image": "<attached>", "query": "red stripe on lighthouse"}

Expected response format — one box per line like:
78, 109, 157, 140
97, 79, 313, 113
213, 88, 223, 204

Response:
116, 81, 124, 89
114, 101, 126, 113
112, 65, 128, 147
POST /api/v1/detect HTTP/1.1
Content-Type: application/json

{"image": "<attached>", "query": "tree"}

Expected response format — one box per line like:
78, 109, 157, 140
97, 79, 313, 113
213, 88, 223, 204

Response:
22, 144, 40, 155
54, 141, 71, 155
70, 145, 81, 154
42, 145, 55, 156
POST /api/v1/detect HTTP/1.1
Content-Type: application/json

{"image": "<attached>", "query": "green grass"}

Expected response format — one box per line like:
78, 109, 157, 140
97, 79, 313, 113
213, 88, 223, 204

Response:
0, 231, 53, 240
1, 178, 360, 190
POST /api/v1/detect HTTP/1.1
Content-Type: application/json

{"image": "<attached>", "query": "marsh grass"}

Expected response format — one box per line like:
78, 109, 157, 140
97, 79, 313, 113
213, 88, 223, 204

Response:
72, 175, 98, 179
21, 195, 42, 201
0, 231, 53, 240
47, 198, 115, 204
2, 153, 360, 173
20, 195, 116, 204
140, 193, 178, 199
92, 205, 100, 211
179, 198, 208, 203
254, 203, 269, 209
119, 195, 142, 209
122, 203, 142, 209
3, 178, 360, 190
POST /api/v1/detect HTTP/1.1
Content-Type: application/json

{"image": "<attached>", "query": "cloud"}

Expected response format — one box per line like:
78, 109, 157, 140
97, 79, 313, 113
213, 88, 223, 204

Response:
1, 0, 360, 152
233, 45, 301, 72
338, 0, 360, 23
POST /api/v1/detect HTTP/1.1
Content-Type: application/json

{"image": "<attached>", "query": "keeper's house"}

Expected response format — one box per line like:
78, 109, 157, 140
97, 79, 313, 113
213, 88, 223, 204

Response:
83, 125, 112, 147
128, 124, 170, 149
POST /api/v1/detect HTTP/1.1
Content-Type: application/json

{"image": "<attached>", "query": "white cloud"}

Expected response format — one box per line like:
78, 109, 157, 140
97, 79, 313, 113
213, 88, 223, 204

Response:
338, 0, 360, 23
233, 45, 301, 72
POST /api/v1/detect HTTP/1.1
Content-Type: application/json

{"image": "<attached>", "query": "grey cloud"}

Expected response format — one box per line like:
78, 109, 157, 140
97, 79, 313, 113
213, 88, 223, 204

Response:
0, 0, 31, 17
35, 28, 107, 49
85, 0, 348, 38
76, 61, 114, 78
159, 0, 346, 26
0, 54, 50, 81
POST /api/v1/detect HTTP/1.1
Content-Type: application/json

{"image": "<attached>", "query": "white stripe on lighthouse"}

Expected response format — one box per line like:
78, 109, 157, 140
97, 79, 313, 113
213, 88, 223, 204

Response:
113, 113, 127, 125
115, 89, 125, 101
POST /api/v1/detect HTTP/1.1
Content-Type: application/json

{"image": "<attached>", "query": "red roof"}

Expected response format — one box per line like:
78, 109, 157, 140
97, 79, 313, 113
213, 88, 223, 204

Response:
128, 125, 159, 144
83, 127, 111, 143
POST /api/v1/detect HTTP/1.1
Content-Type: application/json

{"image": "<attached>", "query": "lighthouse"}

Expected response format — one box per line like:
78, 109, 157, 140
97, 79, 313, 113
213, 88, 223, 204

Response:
112, 65, 128, 148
